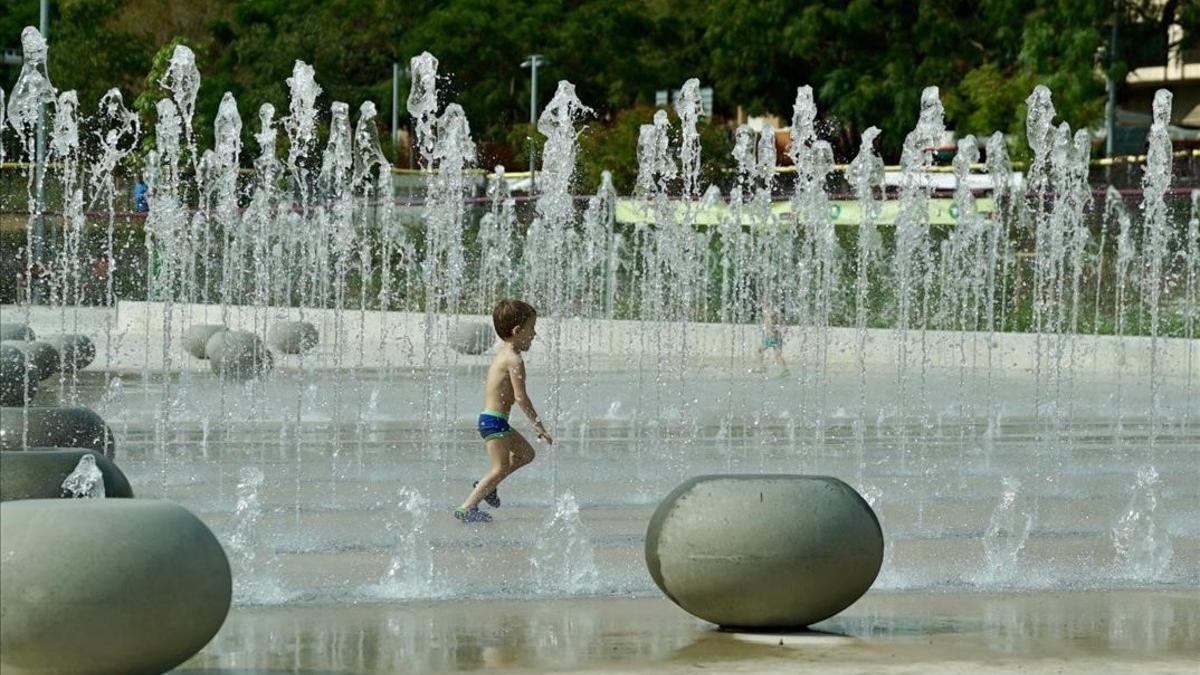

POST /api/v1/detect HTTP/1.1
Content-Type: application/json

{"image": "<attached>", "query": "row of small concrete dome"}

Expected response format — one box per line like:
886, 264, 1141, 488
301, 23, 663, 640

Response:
1, 323, 96, 406
182, 321, 319, 379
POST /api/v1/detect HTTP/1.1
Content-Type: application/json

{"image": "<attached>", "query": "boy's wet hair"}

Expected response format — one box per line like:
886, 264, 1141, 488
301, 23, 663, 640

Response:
493, 299, 537, 338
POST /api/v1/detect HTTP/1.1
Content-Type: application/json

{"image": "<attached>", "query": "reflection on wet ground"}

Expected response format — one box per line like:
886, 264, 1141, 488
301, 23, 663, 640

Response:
177, 590, 1199, 673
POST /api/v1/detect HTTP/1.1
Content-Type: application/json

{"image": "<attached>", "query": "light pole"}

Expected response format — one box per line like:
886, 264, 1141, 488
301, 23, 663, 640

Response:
392, 62, 400, 163
520, 54, 548, 191
33, 0, 49, 303
1104, 5, 1119, 161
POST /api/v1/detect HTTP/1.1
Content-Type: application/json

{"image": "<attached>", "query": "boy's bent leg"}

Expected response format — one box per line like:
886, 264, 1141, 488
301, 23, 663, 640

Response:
461, 438, 512, 510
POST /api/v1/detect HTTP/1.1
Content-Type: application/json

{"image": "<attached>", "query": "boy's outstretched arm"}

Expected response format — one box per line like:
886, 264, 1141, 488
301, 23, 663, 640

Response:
509, 356, 553, 444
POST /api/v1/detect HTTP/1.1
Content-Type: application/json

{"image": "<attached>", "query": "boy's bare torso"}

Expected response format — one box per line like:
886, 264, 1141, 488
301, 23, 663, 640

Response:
483, 345, 520, 414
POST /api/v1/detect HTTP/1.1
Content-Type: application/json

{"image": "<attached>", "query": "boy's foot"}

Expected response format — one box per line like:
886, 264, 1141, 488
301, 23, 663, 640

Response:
473, 480, 501, 508
454, 506, 493, 523
777, 368, 791, 378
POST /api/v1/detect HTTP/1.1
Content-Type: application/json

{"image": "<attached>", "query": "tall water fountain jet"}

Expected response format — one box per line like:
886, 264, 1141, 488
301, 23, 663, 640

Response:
847, 125, 884, 485
246, 103, 282, 309
634, 109, 678, 322
478, 167, 517, 304
354, 101, 400, 320
161, 44, 200, 162
214, 93, 245, 314
577, 170, 617, 319
48, 91, 81, 309
8, 27, 56, 308
159, 45, 203, 301
531, 81, 590, 475
1024, 86, 1058, 425
943, 136, 981, 425
1106, 90, 1178, 584
89, 88, 139, 361
670, 78, 709, 321
283, 60, 322, 307
1109, 186, 1137, 443
526, 80, 591, 312
1039, 122, 1091, 447
1139, 89, 1174, 450
893, 86, 944, 457
788, 86, 839, 446
982, 131, 1011, 434
407, 51, 476, 461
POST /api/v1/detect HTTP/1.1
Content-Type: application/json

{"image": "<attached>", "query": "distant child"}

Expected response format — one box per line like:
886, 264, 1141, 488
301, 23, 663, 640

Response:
456, 299, 553, 523
132, 177, 149, 213
756, 305, 788, 374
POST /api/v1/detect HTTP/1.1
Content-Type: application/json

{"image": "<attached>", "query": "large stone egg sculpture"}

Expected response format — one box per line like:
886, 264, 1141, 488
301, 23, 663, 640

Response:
645, 474, 883, 628
0, 499, 232, 674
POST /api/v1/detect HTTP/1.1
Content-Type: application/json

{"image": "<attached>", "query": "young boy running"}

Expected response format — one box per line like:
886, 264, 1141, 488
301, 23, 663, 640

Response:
455, 299, 553, 523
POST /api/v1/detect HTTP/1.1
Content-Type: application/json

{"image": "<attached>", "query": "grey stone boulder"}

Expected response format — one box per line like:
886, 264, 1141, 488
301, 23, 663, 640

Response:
450, 321, 496, 355
0, 499, 232, 675
1, 340, 60, 382
645, 474, 883, 629
0, 449, 133, 501
183, 324, 227, 360
206, 330, 273, 380
42, 333, 96, 372
0, 344, 38, 406
0, 322, 35, 341
268, 320, 319, 354
0, 406, 116, 457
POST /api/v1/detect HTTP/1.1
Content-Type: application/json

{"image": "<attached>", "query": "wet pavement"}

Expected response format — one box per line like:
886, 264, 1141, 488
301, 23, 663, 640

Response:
176, 590, 1199, 673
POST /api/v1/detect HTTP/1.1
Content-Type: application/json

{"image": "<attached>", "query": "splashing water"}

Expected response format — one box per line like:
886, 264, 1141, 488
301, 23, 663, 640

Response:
530, 491, 599, 594
61, 454, 105, 498
981, 477, 1035, 584
378, 487, 442, 598
1111, 466, 1173, 581
228, 466, 285, 603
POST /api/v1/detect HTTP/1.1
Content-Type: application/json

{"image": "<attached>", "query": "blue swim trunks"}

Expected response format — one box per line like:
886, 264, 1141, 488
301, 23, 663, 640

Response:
478, 410, 512, 440
762, 335, 783, 350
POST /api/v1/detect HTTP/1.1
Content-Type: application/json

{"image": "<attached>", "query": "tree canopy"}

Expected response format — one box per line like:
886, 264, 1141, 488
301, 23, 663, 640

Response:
2, 0, 1196, 172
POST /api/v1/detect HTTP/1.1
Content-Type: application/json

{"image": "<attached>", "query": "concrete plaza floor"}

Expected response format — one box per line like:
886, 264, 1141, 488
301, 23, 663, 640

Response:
176, 590, 1198, 674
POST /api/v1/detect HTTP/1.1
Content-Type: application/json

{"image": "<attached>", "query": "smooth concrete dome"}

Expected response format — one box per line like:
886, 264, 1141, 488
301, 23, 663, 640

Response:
268, 320, 319, 354
450, 321, 496, 355
0, 449, 134, 501
1, 340, 60, 382
42, 334, 96, 371
645, 474, 883, 629
0, 499, 231, 675
206, 330, 273, 380
0, 344, 38, 406
183, 324, 227, 359
0, 406, 116, 457
0, 323, 35, 341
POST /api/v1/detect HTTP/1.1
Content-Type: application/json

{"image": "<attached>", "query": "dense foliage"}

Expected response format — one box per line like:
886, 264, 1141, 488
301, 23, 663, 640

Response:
2, 0, 1196, 175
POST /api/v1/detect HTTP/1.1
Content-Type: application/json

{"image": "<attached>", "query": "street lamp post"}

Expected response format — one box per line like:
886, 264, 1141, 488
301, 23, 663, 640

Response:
520, 54, 548, 192
392, 63, 414, 168
33, 0, 49, 303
